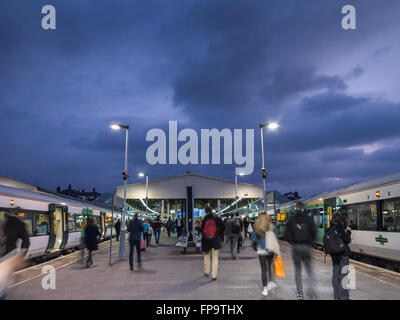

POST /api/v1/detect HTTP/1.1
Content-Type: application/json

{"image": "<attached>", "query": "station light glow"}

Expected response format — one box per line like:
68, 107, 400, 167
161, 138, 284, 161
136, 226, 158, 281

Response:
268, 122, 279, 130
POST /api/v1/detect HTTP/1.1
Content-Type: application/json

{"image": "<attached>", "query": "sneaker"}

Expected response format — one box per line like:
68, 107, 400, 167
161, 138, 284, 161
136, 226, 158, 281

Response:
297, 293, 304, 300
267, 281, 277, 290
262, 288, 268, 296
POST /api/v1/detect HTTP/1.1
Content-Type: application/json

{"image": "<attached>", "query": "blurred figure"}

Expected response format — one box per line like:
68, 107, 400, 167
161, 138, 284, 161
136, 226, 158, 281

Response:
127, 213, 144, 271
235, 213, 244, 253
85, 218, 100, 268
225, 214, 242, 260
142, 219, 151, 248
175, 216, 183, 238
243, 217, 250, 239
166, 218, 173, 237
285, 201, 317, 300
0, 207, 30, 299
251, 212, 279, 296
152, 216, 163, 244
328, 213, 352, 300
201, 207, 223, 281
115, 219, 121, 241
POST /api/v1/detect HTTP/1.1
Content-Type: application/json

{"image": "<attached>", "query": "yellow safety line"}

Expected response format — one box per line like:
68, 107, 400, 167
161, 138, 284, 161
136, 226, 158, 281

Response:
8, 244, 114, 288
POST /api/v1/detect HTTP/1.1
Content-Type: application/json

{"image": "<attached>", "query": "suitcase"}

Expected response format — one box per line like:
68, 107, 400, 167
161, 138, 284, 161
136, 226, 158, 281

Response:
140, 239, 146, 251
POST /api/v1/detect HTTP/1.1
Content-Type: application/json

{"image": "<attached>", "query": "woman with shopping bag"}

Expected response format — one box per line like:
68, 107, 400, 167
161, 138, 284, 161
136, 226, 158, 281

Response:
251, 212, 283, 296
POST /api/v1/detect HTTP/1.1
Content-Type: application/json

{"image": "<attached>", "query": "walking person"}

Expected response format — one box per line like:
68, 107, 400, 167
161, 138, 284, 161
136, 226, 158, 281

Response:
235, 213, 244, 253
251, 212, 280, 296
85, 217, 100, 268
326, 213, 352, 300
152, 216, 163, 244
243, 217, 249, 239
115, 219, 121, 241
127, 213, 144, 271
175, 216, 183, 238
285, 201, 317, 300
142, 219, 151, 248
166, 218, 173, 238
0, 207, 30, 299
225, 214, 242, 260
201, 207, 223, 281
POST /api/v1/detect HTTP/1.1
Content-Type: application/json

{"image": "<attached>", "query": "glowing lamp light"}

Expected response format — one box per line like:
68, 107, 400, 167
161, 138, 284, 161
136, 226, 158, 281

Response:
268, 122, 279, 130
376, 191, 381, 198
10, 199, 14, 206
110, 124, 121, 130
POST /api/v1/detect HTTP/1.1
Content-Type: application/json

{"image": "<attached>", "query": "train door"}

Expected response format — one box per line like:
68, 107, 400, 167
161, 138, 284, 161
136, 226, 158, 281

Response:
47, 204, 68, 252
100, 212, 106, 238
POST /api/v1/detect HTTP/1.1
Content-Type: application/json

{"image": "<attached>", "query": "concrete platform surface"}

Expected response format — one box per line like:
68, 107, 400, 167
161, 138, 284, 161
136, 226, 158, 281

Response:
5, 235, 400, 300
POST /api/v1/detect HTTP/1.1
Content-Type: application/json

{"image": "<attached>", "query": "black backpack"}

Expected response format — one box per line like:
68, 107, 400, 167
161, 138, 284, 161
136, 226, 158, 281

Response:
290, 214, 311, 243
323, 226, 345, 254
231, 219, 241, 234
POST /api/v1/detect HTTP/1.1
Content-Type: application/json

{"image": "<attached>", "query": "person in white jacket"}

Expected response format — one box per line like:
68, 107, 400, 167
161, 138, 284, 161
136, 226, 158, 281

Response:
251, 213, 280, 296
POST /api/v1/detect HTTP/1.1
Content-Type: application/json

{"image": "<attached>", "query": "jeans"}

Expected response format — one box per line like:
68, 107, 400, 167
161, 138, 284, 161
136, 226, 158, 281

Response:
154, 229, 161, 243
176, 226, 183, 238
143, 233, 151, 248
204, 249, 219, 278
228, 235, 239, 259
129, 240, 141, 269
331, 254, 350, 300
258, 254, 275, 287
292, 244, 315, 296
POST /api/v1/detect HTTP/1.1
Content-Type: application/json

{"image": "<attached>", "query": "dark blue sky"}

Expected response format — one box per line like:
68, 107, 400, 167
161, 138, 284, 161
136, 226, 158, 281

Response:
1, 0, 400, 197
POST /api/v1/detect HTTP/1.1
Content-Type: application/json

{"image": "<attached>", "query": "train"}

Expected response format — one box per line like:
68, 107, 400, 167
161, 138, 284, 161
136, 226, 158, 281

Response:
233, 172, 400, 271
0, 184, 122, 260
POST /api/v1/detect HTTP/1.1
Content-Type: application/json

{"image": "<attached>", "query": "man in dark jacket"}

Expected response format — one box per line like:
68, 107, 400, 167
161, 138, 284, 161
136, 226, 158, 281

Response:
243, 217, 250, 239
175, 216, 183, 238
201, 207, 223, 281
2, 208, 30, 257
330, 213, 352, 300
115, 220, 121, 241
127, 213, 144, 270
285, 201, 317, 300
85, 218, 100, 268
152, 216, 163, 244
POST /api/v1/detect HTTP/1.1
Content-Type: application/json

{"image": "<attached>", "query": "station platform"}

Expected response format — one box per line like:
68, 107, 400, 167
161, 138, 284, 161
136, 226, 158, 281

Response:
5, 235, 400, 300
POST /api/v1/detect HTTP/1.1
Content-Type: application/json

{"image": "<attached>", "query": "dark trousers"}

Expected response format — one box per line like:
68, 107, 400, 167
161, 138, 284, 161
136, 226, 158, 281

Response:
167, 228, 171, 237
143, 233, 151, 248
292, 244, 315, 296
258, 254, 274, 286
116, 232, 120, 241
237, 235, 242, 252
87, 249, 93, 266
154, 229, 161, 243
129, 240, 141, 268
244, 227, 248, 238
331, 254, 350, 300
176, 226, 183, 238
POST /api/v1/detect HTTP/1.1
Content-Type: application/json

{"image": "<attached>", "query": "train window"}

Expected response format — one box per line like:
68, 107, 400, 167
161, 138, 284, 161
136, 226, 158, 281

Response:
68, 214, 77, 231
346, 203, 377, 231
76, 215, 87, 231
17, 211, 33, 236
382, 199, 400, 232
35, 213, 49, 235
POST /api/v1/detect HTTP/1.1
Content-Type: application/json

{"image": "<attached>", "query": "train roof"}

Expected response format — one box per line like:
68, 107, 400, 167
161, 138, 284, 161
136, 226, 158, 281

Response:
0, 184, 118, 213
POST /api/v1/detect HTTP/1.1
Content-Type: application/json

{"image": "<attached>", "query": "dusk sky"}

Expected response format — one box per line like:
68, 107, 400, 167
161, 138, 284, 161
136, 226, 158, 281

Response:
1, 1, 400, 198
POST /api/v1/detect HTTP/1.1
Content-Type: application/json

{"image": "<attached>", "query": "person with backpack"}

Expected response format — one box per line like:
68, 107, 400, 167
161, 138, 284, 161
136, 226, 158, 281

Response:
284, 201, 317, 300
201, 206, 223, 281
324, 213, 352, 300
225, 214, 242, 260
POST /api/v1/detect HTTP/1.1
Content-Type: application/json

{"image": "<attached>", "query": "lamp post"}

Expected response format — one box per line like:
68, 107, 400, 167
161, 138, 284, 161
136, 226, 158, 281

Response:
139, 173, 149, 212
259, 122, 279, 214
111, 123, 129, 260
235, 172, 244, 210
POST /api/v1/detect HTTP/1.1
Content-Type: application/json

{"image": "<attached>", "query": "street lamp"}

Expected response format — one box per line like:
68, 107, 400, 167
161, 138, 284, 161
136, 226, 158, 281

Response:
235, 172, 244, 210
259, 122, 279, 214
139, 173, 149, 212
110, 123, 130, 260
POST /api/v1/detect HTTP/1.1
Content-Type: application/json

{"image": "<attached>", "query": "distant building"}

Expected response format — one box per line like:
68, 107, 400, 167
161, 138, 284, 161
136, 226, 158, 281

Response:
283, 191, 301, 201
57, 184, 101, 201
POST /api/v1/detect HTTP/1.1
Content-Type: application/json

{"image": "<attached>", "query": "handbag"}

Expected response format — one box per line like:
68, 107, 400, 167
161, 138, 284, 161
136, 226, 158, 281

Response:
273, 255, 286, 279
265, 229, 281, 256
140, 239, 146, 251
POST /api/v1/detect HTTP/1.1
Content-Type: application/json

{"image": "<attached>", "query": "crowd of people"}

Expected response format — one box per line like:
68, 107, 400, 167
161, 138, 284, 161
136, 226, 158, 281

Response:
0, 202, 353, 300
